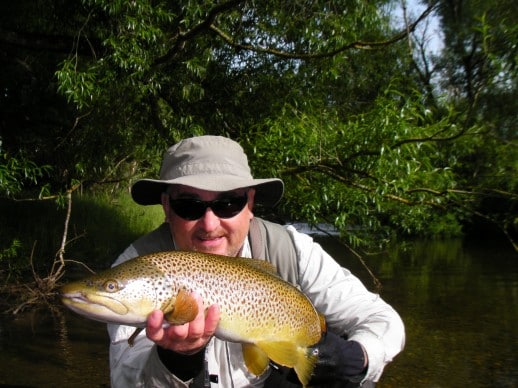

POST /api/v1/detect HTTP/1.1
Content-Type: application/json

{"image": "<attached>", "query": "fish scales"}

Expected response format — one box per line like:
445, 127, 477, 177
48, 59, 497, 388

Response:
144, 251, 319, 342
61, 250, 325, 386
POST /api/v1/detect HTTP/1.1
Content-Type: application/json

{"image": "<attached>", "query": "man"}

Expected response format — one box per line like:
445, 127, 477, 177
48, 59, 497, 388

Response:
109, 135, 405, 387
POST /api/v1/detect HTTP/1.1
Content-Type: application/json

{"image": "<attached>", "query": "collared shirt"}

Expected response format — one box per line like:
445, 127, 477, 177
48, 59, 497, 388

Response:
108, 223, 405, 387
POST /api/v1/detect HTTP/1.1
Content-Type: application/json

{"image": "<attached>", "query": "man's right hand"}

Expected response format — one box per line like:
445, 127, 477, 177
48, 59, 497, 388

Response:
146, 292, 221, 355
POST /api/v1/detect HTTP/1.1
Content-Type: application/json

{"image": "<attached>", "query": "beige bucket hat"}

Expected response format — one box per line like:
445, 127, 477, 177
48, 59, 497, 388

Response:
131, 135, 284, 206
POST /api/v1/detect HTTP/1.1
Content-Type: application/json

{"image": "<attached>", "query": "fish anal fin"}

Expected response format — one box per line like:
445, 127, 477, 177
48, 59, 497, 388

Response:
318, 312, 327, 334
163, 288, 198, 325
257, 341, 317, 387
242, 343, 270, 376
256, 340, 298, 367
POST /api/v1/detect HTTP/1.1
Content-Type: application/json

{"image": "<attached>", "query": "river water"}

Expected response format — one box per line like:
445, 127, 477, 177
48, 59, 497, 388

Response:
1, 237, 516, 387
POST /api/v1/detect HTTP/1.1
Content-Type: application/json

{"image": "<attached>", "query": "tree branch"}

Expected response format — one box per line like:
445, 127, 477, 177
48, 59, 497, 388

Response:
209, 4, 437, 60
283, 161, 518, 212
154, 0, 246, 65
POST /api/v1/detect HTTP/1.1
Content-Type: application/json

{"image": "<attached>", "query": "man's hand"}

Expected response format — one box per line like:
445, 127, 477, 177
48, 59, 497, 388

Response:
146, 292, 221, 355
309, 331, 368, 385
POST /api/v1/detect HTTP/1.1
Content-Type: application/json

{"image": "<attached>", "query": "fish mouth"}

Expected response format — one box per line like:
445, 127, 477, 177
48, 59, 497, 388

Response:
61, 291, 89, 305
61, 291, 129, 317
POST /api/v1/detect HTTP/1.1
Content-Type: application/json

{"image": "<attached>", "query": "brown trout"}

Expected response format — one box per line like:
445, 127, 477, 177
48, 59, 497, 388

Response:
60, 251, 325, 385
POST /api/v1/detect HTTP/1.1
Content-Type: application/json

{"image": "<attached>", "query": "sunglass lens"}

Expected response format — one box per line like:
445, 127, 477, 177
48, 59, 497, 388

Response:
170, 199, 206, 220
169, 194, 248, 220
211, 197, 248, 218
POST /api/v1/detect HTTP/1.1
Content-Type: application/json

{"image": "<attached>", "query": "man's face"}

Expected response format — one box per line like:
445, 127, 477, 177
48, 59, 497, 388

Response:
161, 185, 255, 257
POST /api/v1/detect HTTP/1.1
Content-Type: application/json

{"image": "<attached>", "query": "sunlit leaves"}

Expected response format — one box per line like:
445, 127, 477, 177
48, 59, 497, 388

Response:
56, 0, 176, 110
0, 148, 52, 198
56, 58, 100, 109
2, 0, 515, 249
245, 84, 481, 247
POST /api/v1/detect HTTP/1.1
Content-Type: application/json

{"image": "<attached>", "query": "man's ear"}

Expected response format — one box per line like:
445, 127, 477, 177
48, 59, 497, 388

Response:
247, 188, 256, 218
161, 192, 171, 222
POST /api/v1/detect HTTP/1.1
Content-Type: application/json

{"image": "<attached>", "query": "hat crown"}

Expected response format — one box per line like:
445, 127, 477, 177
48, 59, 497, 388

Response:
131, 135, 284, 206
160, 136, 252, 181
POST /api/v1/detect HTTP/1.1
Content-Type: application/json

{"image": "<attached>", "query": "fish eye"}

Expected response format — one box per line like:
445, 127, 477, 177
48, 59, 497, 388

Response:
103, 279, 120, 293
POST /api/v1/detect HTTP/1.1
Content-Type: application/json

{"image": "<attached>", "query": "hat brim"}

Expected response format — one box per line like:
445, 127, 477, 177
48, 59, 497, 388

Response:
131, 176, 284, 207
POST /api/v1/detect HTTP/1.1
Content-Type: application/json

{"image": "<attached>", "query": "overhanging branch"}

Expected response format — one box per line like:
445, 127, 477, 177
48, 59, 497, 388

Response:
210, 4, 437, 60
154, 0, 246, 65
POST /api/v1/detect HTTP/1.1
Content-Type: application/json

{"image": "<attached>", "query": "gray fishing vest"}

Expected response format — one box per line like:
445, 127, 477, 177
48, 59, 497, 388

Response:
248, 217, 300, 286
130, 217, 300, 286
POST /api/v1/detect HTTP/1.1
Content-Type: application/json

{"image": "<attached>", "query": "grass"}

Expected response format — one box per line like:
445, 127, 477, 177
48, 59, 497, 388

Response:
0, 191, 164, 282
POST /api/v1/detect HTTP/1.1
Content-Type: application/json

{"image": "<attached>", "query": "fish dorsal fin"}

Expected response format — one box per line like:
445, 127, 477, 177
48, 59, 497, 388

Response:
256, 341, 317, 387
242, 343, 270, 376
242, 257, 280, 277
164, 288, 198, 325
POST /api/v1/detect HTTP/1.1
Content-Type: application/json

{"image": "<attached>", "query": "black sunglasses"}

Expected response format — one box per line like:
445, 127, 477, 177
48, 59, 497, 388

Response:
169, 193, 248, 221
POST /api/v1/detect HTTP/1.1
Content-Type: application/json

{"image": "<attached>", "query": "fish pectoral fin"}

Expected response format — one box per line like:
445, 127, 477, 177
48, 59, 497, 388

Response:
127, 327, 144, 347
163, 288, 199, 325
242, 343, 270, 376
257, 341, 317, 387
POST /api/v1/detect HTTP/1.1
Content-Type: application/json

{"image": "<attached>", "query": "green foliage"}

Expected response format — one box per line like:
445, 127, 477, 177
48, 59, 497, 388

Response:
245, 83, 478, 247
55, 58, 100, 110
0, 0, 516, 252
0, 239, 23, 281
0, 147, 52, 198
0, 193, 163, 283
67, 192, 163, 266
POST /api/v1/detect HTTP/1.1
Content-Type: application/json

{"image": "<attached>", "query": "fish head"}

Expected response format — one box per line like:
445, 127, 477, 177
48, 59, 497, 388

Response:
60, 261, 162, 326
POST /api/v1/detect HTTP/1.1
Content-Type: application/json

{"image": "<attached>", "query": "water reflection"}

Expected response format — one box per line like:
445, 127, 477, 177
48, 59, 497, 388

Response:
0, 307, 109, 387
319, 237, 518, 387
1, 238, 516, 387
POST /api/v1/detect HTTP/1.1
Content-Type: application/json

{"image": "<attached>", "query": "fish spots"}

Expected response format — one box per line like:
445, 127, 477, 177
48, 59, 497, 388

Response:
92, 250, 321, 343
61, 248, 324, 386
